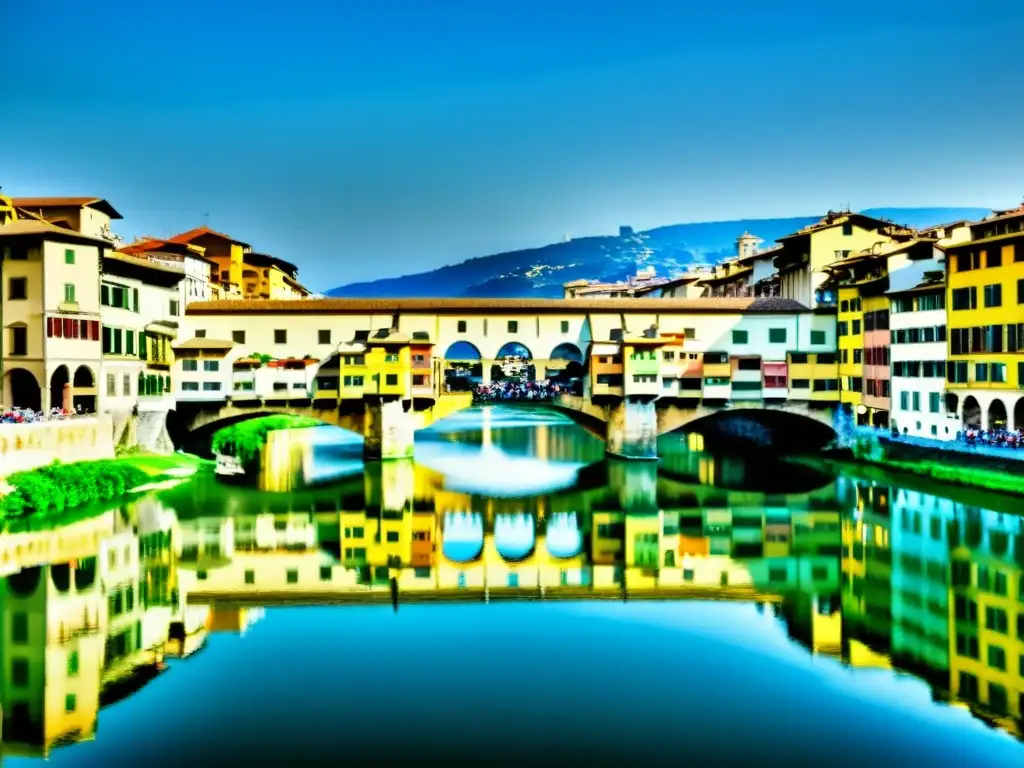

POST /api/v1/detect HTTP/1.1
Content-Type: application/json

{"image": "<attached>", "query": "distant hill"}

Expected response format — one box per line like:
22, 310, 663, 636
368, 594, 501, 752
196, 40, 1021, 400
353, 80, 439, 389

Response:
327, 207, 990, 299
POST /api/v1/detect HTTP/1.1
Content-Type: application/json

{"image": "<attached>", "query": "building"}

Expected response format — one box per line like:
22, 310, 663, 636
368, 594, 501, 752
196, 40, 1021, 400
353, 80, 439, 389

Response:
820, 236, 944, 427
773, 210, 915, 311
0, 219, 108, 413
118, 238, 217, 306
166, 227, 310, 301
888, 270, 960, 438
563, 266, 669, 299
11, 197, 122, 241
98, 252, 183, 422
943, 204, 1024, 431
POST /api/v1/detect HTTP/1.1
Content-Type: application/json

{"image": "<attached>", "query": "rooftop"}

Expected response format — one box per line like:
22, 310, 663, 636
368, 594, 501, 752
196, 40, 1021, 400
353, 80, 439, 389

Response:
777, 211, 909, 242
11, 196, 123, 220
172, 337, 235, 351
245, 251, 299, 276
0, 218, 113, 246
168, 226, 251, 248
186, 296, 810, 315
105, 251, 188, 281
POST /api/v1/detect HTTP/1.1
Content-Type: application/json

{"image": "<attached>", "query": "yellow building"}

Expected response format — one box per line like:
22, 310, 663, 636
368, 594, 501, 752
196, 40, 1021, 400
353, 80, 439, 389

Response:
944, 204, 1024, 430
168, 227, 248, 297
773, 210, 914, 310
242, 252, 310, 299
365, 332, 414, 398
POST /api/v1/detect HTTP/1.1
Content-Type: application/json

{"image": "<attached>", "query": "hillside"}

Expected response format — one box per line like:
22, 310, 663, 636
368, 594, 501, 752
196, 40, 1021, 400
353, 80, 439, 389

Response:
326, 207, 990, 299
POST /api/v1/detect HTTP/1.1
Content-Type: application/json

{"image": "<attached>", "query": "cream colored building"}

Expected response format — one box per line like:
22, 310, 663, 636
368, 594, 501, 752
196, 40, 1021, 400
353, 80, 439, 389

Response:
99, 252, 183, 418
12, 196, 122, 241
0, 219, 109, 413
119, 238, 217, 307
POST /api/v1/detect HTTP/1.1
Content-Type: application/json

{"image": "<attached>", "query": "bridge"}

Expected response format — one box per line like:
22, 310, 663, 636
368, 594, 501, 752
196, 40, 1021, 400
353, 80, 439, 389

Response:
170, 296, 840, 459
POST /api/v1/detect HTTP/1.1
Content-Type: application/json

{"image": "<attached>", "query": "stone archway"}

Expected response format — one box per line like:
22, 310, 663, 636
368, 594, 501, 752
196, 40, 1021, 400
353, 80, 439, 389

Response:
73, 365, 97, 413
442, 341, 483, 391
493, 342, 533, 381
987, 398, 1008, 430
546, 342, 584, 386
1015, 397, 1024, 431
961, 395, 981, 428
49, 365, 70, 411
4, 368, 41, 411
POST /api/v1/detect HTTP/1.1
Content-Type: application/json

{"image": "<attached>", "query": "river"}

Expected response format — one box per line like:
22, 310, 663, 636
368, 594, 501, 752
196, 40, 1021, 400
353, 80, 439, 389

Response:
1, 405, 1022, 765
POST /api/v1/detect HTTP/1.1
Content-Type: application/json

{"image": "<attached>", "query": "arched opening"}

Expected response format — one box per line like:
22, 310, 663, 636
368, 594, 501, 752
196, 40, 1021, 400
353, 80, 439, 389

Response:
4, 368, 40, 411
1015, 397, 1024, 431
987, 398, 1007, 430
7, 566, 43, 598
72, 365, 97, 413
49, 365, 70, 411
546, 343, 584, 392
494, 513, 536, 561
945, 392, 959, 418
547, 512, 584, 558
442, 342, 482, 392
678, 408, 837, 457
961, 395, 981, 428
492, 342, 533, 382
442, 511, 484, 562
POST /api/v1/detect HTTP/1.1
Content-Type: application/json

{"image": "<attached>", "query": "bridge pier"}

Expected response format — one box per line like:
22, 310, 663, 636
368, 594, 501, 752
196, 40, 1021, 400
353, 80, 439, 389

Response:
363, 396, 415, 460
606, 397, 658, 461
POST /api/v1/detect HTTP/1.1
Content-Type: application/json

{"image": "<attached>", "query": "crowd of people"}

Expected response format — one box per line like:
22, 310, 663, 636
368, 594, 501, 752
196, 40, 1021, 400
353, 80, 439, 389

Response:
472, 379, 566, 402
0, 406, 87, 424
960, 426, 1024, 449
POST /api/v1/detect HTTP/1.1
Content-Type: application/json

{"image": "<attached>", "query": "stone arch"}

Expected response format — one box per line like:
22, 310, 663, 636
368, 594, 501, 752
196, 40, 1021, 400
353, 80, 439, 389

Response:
961, 395, 981, 428
442, 342, 483, 391
72, 364, 97, 412
496, 342, 532, 360
672, 406, 836, 455
546, 342, 585, 386
549, 342, 583, 365
492, 342, 534, 381
4, 367, 40, 411
987, 398, 1008, 430
494, 513, 536, 562
7, 566, 43, 598
1015, 397, 1024, 431
547, 512, 584, 558
442, 511, 484, 562
49, 364, 70, 411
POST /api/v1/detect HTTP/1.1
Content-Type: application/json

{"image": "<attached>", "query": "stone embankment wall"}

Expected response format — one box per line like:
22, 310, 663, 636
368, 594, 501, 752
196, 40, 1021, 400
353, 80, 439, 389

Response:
110, 408, 175, 455
0, 416, 115, 478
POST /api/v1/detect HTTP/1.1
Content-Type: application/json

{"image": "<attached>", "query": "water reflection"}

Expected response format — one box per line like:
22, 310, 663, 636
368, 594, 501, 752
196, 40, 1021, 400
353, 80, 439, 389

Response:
0, 406, 1022, 760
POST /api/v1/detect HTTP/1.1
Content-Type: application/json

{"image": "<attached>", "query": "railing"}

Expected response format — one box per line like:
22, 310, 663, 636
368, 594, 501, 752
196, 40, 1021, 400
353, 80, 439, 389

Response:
50, 614, 102, 645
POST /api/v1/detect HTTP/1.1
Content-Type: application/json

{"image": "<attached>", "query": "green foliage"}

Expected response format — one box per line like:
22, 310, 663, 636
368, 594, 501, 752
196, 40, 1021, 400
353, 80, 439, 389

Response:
249, 353, 275, 365
0, 460, 149, 523
211, 415, 321, 470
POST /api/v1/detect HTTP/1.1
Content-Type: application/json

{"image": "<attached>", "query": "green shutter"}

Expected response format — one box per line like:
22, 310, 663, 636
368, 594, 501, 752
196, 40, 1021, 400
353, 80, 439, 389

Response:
132, 288, 139, 311
101, 284, 109, 306
126, 330, 135, 356
65, 248, 75, 264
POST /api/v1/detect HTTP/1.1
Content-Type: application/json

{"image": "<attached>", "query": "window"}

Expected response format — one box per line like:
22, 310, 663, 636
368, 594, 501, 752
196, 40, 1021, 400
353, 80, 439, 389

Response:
929, 392, 940, 413
106, 373, 116, 396
952, 286, 977, 311
987, 248, 1002, 268
10, 326, 27, 356
65, 248, 75, 264
984, 284, 1002, 308
169, 299, 180, 316
65, 694, 77, 713
791, 378, 810, 388
507, 320, 518, 333
203, 360, 219, 372
274, 329, 287, 344
202, 382, 221, 391
245, 570, 255, 584
768, 328, 786, 343
732, 329, 748, 344
841, 222, 853, 236
182, 359, 198, 371
810, 330, 826, 345
287, 570, 299, 584
386, 531, 399, 543
182, 381, 200, 391
232, 330, 246, 343
385, 374, 398, 386
985, 606, 1008, 633
8, 277, 27, 300
195, 329, 207, 338
457, 320, 467, 333
560, 320, 569, 333
64, 283, 76, 303
123, 374, 131, 396
988, 644, 1006, 670
11, 658, 29, 687
68, 650, 79, 676
318, 329, 331, 344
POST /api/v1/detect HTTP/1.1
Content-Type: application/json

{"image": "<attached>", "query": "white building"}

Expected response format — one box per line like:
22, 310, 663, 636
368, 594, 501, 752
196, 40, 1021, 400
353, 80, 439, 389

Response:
888, 273, 960, 438
127, 241, 216, 307
99, 252, 184, 420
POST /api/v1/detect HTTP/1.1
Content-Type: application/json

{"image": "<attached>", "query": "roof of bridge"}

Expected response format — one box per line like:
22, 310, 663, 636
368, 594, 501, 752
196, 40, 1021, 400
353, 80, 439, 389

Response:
185, 296, 810, 315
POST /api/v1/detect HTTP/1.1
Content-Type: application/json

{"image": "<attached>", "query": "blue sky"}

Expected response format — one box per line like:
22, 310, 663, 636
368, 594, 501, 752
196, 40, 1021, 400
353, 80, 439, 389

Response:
2, 0, 1023, 290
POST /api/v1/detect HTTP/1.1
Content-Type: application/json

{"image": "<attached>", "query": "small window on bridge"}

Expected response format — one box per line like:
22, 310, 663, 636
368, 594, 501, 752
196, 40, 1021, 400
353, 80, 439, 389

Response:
318, 330, 331, 344
508, 320, 518, 333
232, 330, 245, 343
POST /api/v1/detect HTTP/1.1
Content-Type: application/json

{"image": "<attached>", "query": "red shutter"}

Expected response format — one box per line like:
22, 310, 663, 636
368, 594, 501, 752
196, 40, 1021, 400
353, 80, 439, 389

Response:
63, 318, 73, 337
90, 320, 100, 340
53, 318, 63, 338
46, 317, 54, 338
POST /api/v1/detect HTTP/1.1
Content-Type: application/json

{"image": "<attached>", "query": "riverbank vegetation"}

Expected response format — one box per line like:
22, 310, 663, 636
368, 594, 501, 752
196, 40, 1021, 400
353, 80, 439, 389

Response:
210, 414, 321, 470
0, 452, 213, 526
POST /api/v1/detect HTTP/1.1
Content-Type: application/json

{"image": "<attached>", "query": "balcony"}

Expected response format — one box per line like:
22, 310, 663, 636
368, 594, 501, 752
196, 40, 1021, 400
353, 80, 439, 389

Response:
49, 613, 102, 646
703, 361, 731, 378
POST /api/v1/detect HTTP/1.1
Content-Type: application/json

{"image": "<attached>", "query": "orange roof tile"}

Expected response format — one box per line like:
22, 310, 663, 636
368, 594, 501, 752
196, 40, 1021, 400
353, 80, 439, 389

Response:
168, 226, 250, 248
12, 196, 122, 219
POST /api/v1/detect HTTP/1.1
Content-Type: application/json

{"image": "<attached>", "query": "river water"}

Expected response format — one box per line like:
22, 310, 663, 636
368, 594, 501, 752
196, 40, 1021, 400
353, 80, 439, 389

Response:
1, 405, 1023, 766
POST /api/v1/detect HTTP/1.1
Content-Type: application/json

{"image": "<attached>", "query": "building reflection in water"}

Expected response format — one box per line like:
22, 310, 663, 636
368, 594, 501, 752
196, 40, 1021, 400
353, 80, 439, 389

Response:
1, 435, 1023, 757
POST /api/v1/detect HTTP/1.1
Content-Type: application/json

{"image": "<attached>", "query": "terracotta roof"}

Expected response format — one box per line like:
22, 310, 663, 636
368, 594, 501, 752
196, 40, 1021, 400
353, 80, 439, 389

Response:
0, 219, 113, 246
633, 274, 701, 295
12, 196, 122, 219
172, 338, 235, 350
168, 226, 251, 248
105, 251, 186, 278
737, 244, 782, 264
777, 212, 904, 242
186, 296, 810, 315
700, 266, 754, 285
244, 252, 298, 276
